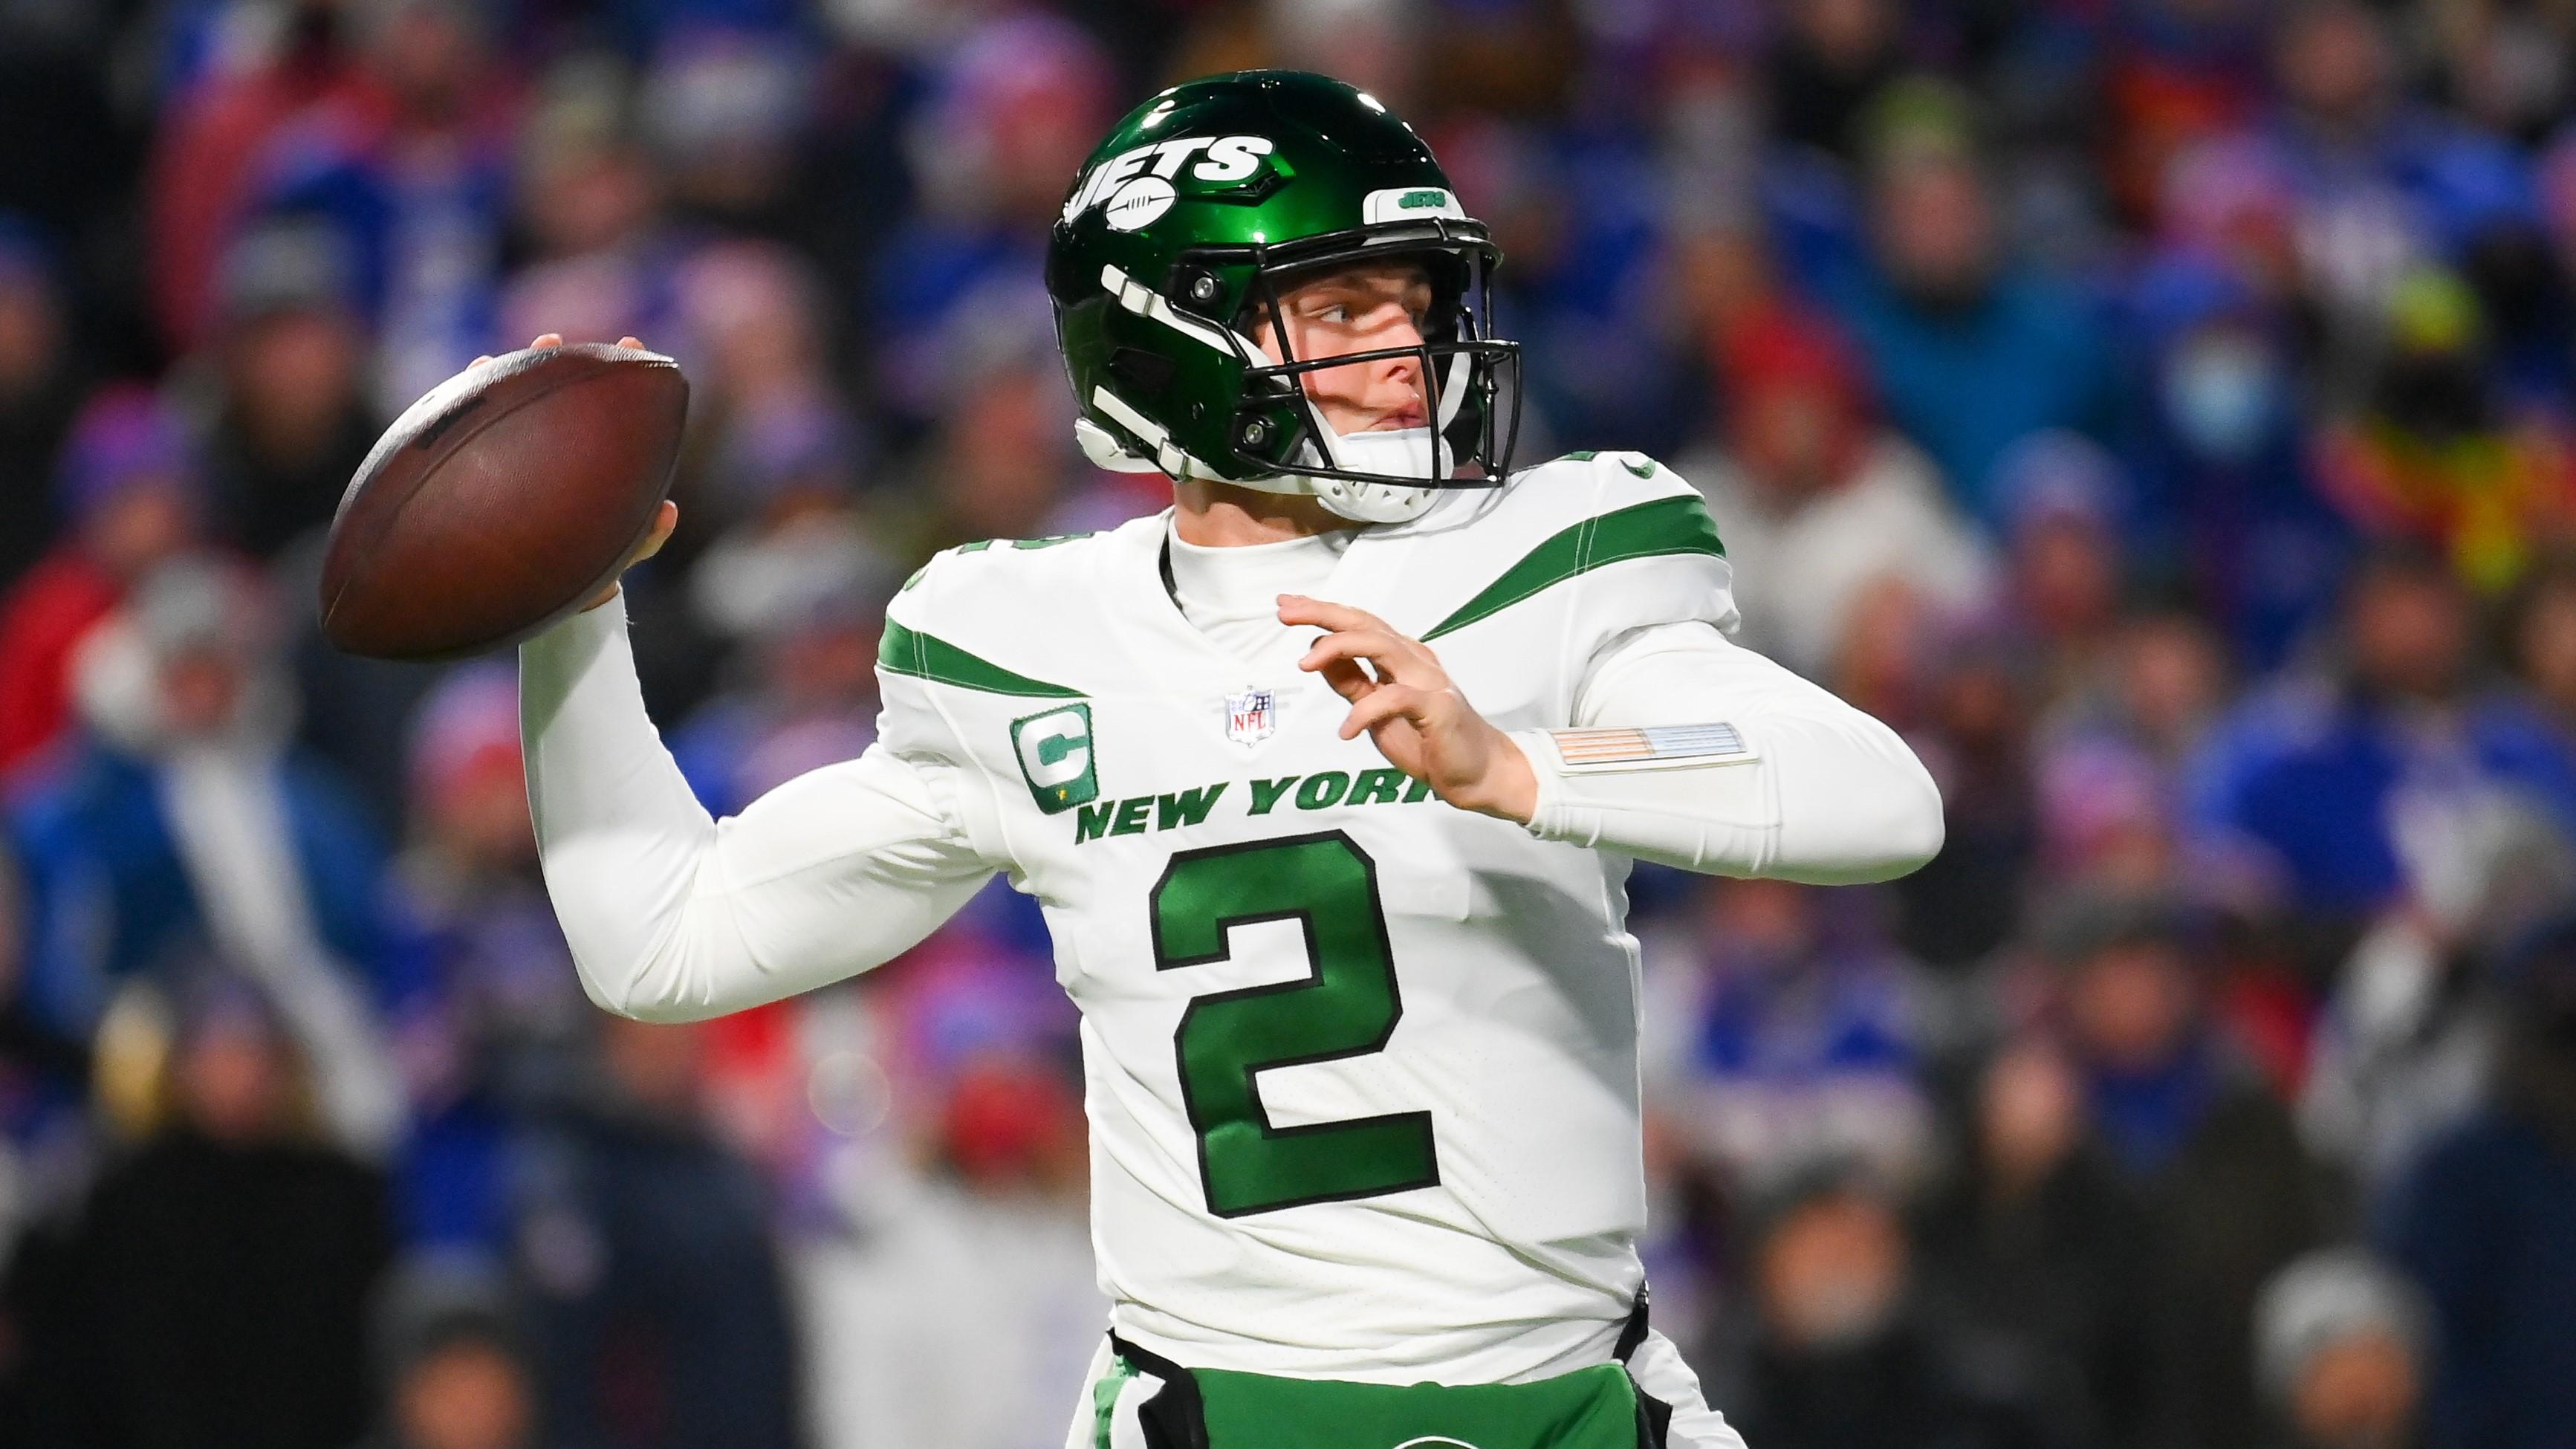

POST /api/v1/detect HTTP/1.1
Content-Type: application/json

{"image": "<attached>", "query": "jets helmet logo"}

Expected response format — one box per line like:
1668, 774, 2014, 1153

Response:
1062, 134, 1278, 231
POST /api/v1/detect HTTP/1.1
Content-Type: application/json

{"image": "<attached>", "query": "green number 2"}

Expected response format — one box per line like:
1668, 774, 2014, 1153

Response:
1149, 831, 1440, 1217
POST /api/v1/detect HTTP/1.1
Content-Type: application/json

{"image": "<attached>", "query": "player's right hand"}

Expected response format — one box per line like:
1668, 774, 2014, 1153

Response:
467, 333, 681, 611
1280, 593, 1539, 823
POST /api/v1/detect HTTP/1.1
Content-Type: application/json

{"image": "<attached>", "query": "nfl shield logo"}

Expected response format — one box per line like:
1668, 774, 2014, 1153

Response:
1223, 689, 1276, 747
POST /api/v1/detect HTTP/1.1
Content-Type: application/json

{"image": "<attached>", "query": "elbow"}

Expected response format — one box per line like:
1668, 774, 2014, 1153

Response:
568, 941, 725, 1025
1875, 772, 1946, 879
1837, 716, 1948, 881
1856, 756, 1947, 881
575, 977, 659, 1024
573, 964, 660, 1022
1775, 751, 1946, 886
580, 980, 724, 1025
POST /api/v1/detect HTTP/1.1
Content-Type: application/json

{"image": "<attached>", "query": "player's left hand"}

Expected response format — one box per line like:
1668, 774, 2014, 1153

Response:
1280, 594, 1538, 823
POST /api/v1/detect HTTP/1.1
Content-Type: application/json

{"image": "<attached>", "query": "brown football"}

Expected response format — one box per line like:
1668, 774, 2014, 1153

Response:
319, 343, 688, 660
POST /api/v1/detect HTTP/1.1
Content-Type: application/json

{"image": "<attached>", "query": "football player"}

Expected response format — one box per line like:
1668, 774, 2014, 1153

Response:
519, 71, 1942, 1449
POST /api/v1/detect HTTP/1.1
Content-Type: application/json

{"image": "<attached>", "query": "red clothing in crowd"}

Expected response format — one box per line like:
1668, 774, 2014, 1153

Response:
0, 551, 121, 785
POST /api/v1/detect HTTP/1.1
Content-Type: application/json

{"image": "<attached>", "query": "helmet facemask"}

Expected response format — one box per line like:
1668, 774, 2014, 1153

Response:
1072, 227, 1522, 524
1219, 239, 1521, 520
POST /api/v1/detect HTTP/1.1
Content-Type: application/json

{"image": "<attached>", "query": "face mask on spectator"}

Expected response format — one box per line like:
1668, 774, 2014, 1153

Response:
2166, 331, 2281, 461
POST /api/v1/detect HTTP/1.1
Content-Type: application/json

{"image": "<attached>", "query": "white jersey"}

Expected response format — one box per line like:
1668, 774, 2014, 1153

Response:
872, 452, 1736, 1383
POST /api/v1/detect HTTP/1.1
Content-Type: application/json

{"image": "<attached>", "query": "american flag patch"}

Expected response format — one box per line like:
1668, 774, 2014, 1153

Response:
1547, 722, 1754, 772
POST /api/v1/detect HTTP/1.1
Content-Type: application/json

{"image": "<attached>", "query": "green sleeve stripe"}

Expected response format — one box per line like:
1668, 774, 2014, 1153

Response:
1421, 493, 1726, 641
878, 619, 1081, 697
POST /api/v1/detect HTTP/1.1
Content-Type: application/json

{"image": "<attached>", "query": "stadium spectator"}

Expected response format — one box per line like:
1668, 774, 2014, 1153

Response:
1685, 302, 1991, 676
2040, 892, 2325, 1449
672, 239, 869, 528
2190, 546, 2576, 931
387, 664, 588, 1248
2380, 910, 2576, 1449
358, 1264, 546, 1449
1762, 0, 1904, 166
2123, 245, 2346, 667
0, 387, 203, 785
1915, 1039, 2170, 1449
2253, 1248, 2432, 1449
2032, 609, 2230, 892
0, 218, 87, 591
799, 1045, 1100, 1449
5, 555, 405, 1150
2508, 554, 2576, 730
2299, 788, 2574, 1195
7, 968, 392, 1449
674, 493, 892, 815
144, 0, 373, 350
2093, 0, 2274, 229
1815, 103, 2117, 525
1892, 627, 2041, 973
190, 219, 386, 561
1644, 876, 1935, 1195
641, 30, 818, 239
2309, 267, 2576, 595
867, 13, 1113, 429
1989, 431, 2135, 710
498, 59, 688, 356
1700, 1162, 2057, 1449
2239, 1, 2538, 356
2427, 0, 2576, 146
511, 1014, 800, 1449
247, 0, 522, 417
872, 288, 1153, 556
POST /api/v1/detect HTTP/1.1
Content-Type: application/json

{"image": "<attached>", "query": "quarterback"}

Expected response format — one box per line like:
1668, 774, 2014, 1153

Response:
518, 71, 1942, 1449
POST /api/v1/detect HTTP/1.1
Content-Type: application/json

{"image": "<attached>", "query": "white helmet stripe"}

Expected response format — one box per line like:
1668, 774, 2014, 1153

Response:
1100, 265, 1265, 364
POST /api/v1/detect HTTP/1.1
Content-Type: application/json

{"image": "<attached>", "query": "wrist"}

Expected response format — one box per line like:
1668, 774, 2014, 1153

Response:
1458, 730, 1540, 824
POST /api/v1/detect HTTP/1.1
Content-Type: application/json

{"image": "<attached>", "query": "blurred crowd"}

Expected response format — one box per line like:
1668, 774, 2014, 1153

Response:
2, 0, 2576, 1447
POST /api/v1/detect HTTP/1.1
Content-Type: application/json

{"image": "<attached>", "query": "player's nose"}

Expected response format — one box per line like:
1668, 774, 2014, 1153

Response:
1377, 334, 1430, 412
1378, 328, 1424, 385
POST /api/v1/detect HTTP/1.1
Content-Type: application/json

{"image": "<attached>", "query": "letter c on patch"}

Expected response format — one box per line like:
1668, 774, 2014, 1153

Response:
1017, 709, 1090, 788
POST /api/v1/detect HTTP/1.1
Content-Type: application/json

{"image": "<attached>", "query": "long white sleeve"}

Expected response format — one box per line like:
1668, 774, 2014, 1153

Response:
519, 595, 1000, 1022
1512, 621, 1943, 884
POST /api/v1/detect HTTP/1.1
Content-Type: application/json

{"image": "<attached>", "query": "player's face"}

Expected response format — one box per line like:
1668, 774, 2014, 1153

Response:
1250, 262, 1435, 435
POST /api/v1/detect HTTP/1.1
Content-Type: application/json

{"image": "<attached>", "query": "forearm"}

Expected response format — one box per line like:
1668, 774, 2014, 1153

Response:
519, 597, 994, 1022
1516, 624, 1944, 884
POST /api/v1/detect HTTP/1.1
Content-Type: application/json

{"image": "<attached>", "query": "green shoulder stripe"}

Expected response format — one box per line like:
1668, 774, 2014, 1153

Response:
1421, 493, 1725, 641
1551, 450, 1655, 476
878, 619, 1080, 698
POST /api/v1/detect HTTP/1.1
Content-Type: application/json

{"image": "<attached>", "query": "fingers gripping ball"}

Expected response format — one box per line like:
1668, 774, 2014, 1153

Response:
319, 343, 688, 660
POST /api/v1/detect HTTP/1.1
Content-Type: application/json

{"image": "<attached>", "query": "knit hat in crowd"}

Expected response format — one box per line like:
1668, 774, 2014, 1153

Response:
2253, 1248, 2429, 1409
55, 384, 202, 525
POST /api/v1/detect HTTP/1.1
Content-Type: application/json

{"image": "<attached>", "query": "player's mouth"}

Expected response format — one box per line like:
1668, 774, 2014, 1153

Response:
1369, 402, 1429, 430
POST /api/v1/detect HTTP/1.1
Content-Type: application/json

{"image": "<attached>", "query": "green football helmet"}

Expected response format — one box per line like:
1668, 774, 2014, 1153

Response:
1045, 70, 1521, 523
